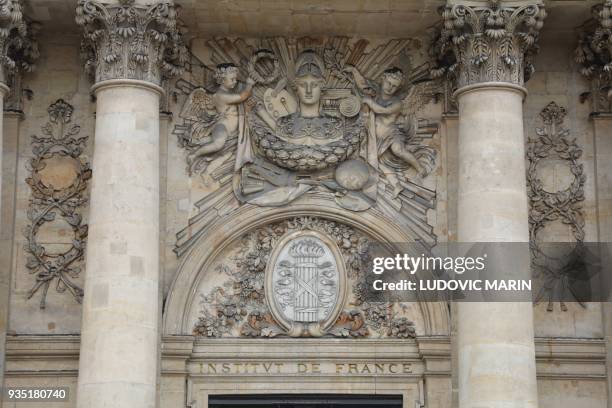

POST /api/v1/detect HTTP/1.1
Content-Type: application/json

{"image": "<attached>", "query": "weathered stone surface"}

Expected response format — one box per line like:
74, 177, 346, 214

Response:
0, 3, 610, 408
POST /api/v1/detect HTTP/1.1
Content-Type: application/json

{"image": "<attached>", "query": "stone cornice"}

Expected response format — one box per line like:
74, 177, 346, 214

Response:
4, 335, 607, 380
431, 0, 546, 90
575, 0, 612, 113
75, 0, 188, 85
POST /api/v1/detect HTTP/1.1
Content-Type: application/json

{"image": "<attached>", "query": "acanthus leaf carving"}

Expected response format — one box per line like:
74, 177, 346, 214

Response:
75, 0, 188, 85
431, 0, 546, 89
0, 0, 40, 111
575, 0, 612, 113
24, 99, 91, 309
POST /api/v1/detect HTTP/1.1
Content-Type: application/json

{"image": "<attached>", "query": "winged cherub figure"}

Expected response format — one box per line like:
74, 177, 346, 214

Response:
344, 65, 436, 197
181, 63, 255, 175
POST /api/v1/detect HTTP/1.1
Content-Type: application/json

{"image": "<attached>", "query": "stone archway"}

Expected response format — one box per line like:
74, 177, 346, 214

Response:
163, 195, 450, 337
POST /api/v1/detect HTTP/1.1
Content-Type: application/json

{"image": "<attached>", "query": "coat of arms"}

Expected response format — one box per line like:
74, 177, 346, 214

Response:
266, 230, 346, 337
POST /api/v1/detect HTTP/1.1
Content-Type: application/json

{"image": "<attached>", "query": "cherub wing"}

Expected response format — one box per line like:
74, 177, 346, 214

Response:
179, 87, 217, 122
399, 81, 438, 144
401, 81, 436, 117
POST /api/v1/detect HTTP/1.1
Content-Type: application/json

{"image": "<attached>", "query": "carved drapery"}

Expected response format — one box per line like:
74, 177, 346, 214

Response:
431, 0, 546, 89
75, 0, 187, 85
575, 0, 612, 113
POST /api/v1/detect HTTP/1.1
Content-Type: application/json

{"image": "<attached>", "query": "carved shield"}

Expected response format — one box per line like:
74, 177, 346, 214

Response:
265, 230, 347, 333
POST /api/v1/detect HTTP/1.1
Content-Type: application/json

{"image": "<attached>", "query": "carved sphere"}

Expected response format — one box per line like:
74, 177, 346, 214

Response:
339, 96, 361, 117
335, 159, 370, 191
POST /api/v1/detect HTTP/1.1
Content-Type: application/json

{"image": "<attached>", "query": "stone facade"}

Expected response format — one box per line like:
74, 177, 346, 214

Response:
0, 1, 611, 408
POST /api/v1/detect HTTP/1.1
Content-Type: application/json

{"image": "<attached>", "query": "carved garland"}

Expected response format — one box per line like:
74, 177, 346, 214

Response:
526, 102, 586, 312
24, 100, 91, 308
431, 0, 546, 89
575, 0, 612, 112
193, 217, 416, 339
75, 0, 188, 84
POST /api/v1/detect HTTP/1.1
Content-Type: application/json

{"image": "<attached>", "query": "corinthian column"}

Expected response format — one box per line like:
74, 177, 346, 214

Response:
74, 1, 185, 407
434, 1, 546, 407
0, 1, 38, 404
575, 3, 612, 406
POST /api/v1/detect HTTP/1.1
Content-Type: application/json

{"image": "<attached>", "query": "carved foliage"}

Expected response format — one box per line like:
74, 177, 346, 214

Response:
575, 1, 612, 112
0, 0, 39, 89
432, 0, 546, 88
193, 217, 416, 339
24, 99, 91, 308
527, 102, 586, 311
75, 0, 187, 84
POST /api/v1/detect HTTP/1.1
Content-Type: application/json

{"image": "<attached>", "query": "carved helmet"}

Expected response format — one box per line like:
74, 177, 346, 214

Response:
294, 50, 327, 79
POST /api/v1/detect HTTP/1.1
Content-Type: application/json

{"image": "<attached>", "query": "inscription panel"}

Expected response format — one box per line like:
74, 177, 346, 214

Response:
193, 361, 415, 377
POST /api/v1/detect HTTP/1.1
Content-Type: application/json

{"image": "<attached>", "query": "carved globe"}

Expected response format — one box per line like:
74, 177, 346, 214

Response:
335, 159, 370, 191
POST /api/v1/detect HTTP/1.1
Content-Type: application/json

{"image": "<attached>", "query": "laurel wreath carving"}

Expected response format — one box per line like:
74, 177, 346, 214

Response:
247, 49, 281, 85
24, 99, 91, 309
527, 102, 586, 312
250, 113, 364, 171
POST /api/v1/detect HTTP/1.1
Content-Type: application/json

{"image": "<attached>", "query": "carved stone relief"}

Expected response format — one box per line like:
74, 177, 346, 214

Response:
527, 102, 586, 312
575, 0, 612, 113
431, 0, 546, 89
192, 217, 416, 339
75, 0, 188, 85
173, 37, 439, 257
266, 230, 346, 337
24, 99, 91, 308
0, 0, 39, 85
0, 0, 40, 113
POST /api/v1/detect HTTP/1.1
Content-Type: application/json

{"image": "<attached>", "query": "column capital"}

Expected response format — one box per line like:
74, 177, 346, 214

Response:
0, 0, 39, 90
575, 1, 612, 113
75, 0, 188, 86
431, 0, 546, 91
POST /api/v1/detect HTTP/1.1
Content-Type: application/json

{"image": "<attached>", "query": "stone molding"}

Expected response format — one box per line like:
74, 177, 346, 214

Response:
453, 80, 527, 98
3, 335, 607, 381
90, 77, 165, 96
432, 0, 546, 90
75, 0, 187, 85
576, 0, 612, 113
